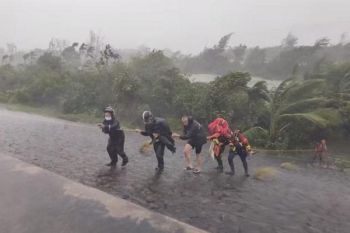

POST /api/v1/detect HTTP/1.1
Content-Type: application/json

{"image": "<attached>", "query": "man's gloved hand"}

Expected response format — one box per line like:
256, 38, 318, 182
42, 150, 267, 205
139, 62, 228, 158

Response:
246, 145, 252, 151
213, 139, 220, 145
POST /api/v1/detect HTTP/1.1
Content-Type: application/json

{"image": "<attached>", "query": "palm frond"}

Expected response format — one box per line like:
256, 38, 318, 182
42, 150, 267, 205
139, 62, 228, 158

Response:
252, 81, 268, 90
278, 109, 342, 127
281, 79, 325, 104
328, 92, 350, 101
248, 82, 271, 102
244, 127, 269, 141
277, 97, 335, 115
277, 123, 292, 134
272, 77, 296, 102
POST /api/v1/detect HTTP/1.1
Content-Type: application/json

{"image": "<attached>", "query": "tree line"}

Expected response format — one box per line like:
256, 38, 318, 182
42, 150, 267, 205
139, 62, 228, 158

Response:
1, 31, 350, 149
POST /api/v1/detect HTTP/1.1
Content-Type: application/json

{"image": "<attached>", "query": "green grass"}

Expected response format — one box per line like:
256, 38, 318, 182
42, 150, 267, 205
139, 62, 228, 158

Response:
0, 102, 104, 125
280, 162, 300, 171
253, 167, 279, 180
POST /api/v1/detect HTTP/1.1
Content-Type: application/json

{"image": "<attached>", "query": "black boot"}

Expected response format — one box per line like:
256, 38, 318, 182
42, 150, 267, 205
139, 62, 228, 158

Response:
216, 156, 223, 172
105, 160, 117, 167
225, 170, 235, 175
243, 163, 249, 177
217, 166, 224, 173
121, 156, 129, 166
227, 153, 235, 175
155, 156, 164, 172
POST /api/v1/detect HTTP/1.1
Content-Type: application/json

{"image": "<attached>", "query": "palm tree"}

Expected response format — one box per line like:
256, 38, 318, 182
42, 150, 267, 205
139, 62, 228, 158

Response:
244, 77, 342, 148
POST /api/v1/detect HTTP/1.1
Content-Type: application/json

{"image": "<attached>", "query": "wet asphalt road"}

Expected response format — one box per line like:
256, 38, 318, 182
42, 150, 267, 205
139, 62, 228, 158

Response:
1, 109, 350, 233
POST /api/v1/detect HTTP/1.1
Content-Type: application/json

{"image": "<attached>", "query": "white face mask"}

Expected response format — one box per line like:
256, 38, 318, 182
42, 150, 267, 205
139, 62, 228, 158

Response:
105, 117, 112, 121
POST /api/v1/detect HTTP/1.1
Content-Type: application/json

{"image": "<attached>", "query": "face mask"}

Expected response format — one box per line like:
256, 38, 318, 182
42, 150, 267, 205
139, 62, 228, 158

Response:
105, 117, 112, 121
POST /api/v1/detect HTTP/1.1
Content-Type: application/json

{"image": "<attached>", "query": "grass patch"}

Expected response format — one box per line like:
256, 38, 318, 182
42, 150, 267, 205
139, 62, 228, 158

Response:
0, 102, 134, 129
280, 162, 300, 171
343, 168, 350, 174
253, 167, 279, 181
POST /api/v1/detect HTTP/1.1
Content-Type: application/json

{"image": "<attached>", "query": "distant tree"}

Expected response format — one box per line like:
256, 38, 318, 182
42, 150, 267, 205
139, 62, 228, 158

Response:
281, 32, 298, 49
244, 47, 266, 76
315, 37, 330, 48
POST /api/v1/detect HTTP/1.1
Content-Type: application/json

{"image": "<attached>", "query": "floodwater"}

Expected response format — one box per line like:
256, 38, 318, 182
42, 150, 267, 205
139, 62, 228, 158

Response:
0, 109, 349, 233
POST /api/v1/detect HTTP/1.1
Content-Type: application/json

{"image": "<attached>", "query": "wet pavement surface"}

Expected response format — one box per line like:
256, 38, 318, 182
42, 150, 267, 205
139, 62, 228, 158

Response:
1, 109, 350, 233
0, 154, 207, 233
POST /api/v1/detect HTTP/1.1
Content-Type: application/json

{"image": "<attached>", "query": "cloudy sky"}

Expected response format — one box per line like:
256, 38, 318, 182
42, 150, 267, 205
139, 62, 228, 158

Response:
1, 0, 349, 54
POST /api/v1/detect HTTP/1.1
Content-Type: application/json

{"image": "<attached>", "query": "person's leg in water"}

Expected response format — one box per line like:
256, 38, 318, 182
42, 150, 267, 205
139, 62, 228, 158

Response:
183, 143, 194, 170
115, 132, 128, 166
116, 148, 128, 166
238, 151, 249, 177
215, 145, 225, 172
312, 152, 319, 164
153, 141, 165, 172
193, 145, 203, 173
319, 152, 323, 166
158, 135, 176, 154
226, 150, 237, 175
106, 139, 118, 166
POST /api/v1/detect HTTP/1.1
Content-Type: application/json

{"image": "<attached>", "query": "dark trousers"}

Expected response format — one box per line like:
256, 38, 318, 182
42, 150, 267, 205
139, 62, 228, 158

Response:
215, 145, 226, 168
158, 135, 176, 153
153, 141, 165, 169
106, 134, 127, 164
228, 150, 248, 174
313, 152, 323, 164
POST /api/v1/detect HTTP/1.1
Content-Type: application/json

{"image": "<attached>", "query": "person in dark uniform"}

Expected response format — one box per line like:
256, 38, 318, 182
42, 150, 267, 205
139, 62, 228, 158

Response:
97, 107, 129, 167
172, 116, 207, 174
226, 130, 252, 177
135, 111, 176, 172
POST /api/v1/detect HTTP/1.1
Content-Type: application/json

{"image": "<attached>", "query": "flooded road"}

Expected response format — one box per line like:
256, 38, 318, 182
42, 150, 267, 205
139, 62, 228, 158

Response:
1, 109, 349, 233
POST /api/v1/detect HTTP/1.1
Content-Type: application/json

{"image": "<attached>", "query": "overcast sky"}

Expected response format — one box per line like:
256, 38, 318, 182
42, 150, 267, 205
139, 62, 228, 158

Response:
1, 0, 349, 54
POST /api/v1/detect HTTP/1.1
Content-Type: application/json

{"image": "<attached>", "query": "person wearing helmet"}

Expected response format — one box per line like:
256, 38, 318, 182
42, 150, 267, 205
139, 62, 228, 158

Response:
97, 107, 129, 167
135, 111, 176, 172
172, 116, 207, 174
226, 129, 251, 177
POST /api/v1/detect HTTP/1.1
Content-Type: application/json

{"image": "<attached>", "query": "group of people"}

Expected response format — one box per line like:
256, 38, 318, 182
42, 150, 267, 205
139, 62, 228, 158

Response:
97, 107, 252, 177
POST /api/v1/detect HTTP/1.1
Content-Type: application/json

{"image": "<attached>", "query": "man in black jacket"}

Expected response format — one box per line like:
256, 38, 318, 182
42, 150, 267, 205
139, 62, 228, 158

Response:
97, 107, 129, 167
172, 116, 207, 174
135, 111, 176, 172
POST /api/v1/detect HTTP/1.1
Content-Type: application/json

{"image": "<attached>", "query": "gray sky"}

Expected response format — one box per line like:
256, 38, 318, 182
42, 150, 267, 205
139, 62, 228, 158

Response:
1, 0, 349, 54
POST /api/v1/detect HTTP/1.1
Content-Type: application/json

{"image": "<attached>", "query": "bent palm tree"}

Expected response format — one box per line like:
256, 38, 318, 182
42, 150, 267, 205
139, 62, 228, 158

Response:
245, 77, 342, 147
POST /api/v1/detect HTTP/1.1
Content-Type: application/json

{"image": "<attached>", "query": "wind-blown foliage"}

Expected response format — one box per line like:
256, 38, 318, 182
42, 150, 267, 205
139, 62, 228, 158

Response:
245, 77, 343, 148
0, 35, 350, 148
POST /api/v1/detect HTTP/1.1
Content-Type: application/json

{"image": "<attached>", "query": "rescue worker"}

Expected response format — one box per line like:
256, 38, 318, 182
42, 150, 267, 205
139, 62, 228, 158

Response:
313, 139, 327, 166
135, 111, 176, 172
226, 129, 252, 177
206, 118, 230, 173
97, 107, 129, 167
172, 116, 207, 174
